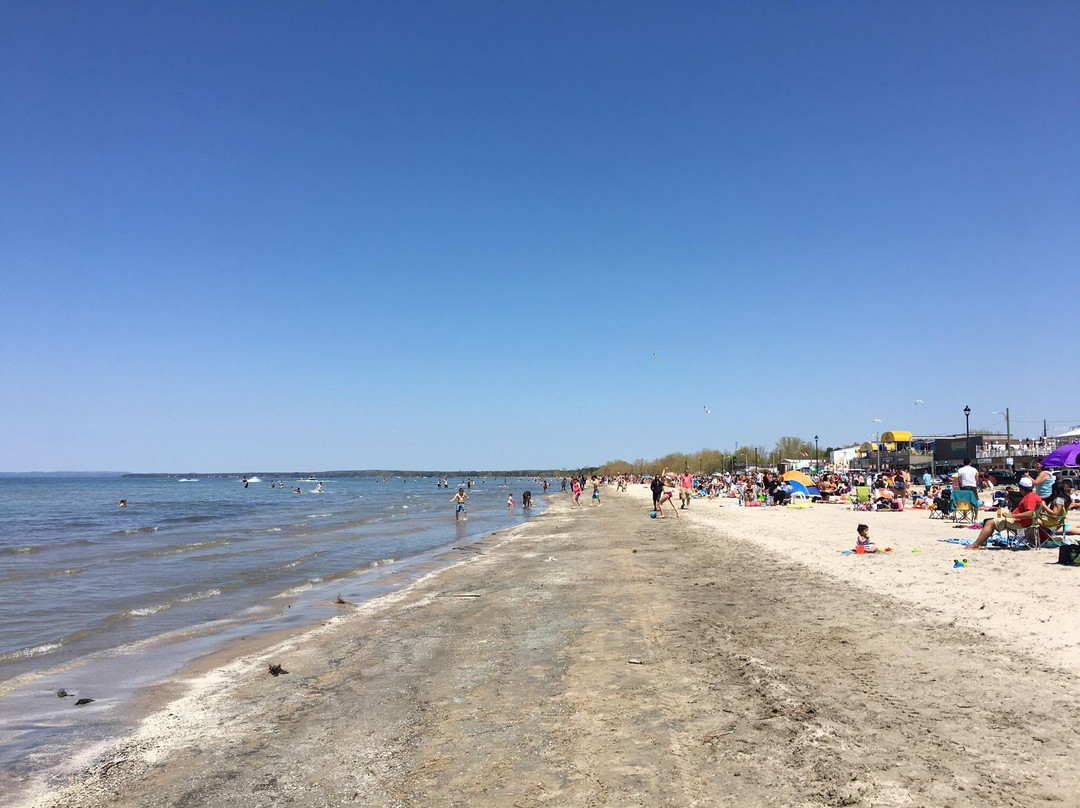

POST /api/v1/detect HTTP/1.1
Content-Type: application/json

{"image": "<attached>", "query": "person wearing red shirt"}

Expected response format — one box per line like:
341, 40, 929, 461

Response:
969, 478, 1043, 550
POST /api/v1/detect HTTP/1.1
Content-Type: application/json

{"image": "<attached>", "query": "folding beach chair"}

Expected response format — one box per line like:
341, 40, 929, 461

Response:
950, 490, 980, 525
852, 486, 872, 511
929, 493, 952, 520
1032, 503, 1068, 548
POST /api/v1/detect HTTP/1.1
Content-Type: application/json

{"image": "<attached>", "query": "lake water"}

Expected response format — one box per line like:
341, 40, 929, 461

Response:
0, 473, 549, 800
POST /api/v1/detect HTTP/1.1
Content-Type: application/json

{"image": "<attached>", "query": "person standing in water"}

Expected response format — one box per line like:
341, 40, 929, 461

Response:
451, 486, 469, 521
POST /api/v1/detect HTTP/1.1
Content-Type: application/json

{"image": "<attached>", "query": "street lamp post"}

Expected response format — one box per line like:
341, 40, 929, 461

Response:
964, 405, 972, 461
814, 435, 819, 471
993, 408, 1011, 467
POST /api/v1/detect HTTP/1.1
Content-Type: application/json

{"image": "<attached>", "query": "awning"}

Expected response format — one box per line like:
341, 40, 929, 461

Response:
881, 431, 912, 443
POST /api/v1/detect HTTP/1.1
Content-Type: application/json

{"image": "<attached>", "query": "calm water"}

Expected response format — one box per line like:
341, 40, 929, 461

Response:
0, 473, 548, 800
0, 474, 543, 679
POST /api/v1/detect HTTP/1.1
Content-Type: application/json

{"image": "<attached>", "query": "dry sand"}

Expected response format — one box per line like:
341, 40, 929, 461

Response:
20, 486, 1080, 807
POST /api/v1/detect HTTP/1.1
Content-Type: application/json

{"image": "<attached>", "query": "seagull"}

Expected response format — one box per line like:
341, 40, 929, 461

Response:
915, 399, 924, 405
653, 353, 659, 360
872, 418, 882, 423
703, 406, 711, 414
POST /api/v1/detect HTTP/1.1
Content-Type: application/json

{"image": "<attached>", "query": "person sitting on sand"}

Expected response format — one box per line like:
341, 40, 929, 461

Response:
855, 524, 876, 553
969, 477, 1043, 549
874, 484, 897, 511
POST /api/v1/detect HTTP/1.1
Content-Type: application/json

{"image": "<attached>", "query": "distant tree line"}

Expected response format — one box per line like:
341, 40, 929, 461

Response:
596, 436, 835, 476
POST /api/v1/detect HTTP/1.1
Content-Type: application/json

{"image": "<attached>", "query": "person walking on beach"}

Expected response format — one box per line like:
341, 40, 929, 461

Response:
451, 487, 469, 521
679, 468, 694, 509
571, 478, 583, 508
591, 476, 601, 506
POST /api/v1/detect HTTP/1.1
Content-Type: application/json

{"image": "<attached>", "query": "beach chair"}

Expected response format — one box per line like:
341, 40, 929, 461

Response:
852, 486, 872, 511
929, 493, 952, 520
950, 490, 980, 525
1032, 503, 1068, 548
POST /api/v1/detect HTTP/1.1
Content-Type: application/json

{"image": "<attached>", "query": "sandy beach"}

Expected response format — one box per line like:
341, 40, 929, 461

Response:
22, 485, 1080, 807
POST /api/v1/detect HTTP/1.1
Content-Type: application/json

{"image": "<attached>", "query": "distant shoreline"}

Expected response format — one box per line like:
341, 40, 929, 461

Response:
0, 469, 588, 479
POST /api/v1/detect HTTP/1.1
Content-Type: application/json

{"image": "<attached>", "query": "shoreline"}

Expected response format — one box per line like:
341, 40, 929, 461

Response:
21, 487, 1080, 807
1, 499, 542, 807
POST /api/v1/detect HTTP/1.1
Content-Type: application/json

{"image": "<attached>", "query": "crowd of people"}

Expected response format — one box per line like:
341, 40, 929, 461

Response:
591, 458, 1080, 550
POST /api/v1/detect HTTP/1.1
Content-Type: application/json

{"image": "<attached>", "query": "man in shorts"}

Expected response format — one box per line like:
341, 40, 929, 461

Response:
450, 486, 469, 521
969, 477, 1042, 549
679, 468, 694, 509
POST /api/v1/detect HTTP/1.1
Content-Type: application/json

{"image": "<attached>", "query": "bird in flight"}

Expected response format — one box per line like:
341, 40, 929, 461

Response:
914, 399, 924, 405
653, 353, 659, 360
872, 418, 882, 423
703, 406, 711, 414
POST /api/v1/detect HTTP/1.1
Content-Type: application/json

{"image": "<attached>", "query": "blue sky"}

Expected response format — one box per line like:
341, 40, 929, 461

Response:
2, 1, 1077, 472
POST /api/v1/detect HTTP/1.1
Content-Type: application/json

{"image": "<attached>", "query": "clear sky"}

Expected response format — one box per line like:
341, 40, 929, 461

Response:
2, 1, 1078, 472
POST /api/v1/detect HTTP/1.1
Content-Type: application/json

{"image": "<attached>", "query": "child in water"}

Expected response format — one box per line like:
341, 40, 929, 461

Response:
855, 524, 876, 553
507, 493, 515, 511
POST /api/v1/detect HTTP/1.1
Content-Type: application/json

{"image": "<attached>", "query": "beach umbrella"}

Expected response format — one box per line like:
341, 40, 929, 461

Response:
781, 470, 822, 498
1040, 440, 1080, 468
780, 470, 814, 487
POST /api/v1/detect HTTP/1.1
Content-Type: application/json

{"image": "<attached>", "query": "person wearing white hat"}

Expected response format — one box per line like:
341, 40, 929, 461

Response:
970, 476, 1043, 550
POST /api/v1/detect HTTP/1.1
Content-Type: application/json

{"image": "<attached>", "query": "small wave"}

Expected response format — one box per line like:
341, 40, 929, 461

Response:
370, 557, 395, 568
153, 538, 230, 556
179, 588, 221, 603
162, 514, 221, 525
110, 526, 159, 536
276, 576, 324, 597
1, 567, 83, 583
1, 545, 44, 556
307, 513, 333, 518
263, 527, 282, 533
245, 476, 262, 483
126, 603, 168, 617
0, 641, 62, 662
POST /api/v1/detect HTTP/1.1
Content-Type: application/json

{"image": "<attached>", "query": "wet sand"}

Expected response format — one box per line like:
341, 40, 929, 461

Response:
22, 487, 1080, 807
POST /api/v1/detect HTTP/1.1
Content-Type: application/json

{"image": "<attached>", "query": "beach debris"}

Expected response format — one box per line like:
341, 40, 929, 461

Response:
268, 663, 289, 676
628, 658, 644, 665
703, 731, 734, 742
543, 556, 557, 562
56, 689, 70, 698
334, 595, 358, 606
632, 549, 637, 553
953, 559, 968, 569
75, 698, 95, 706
